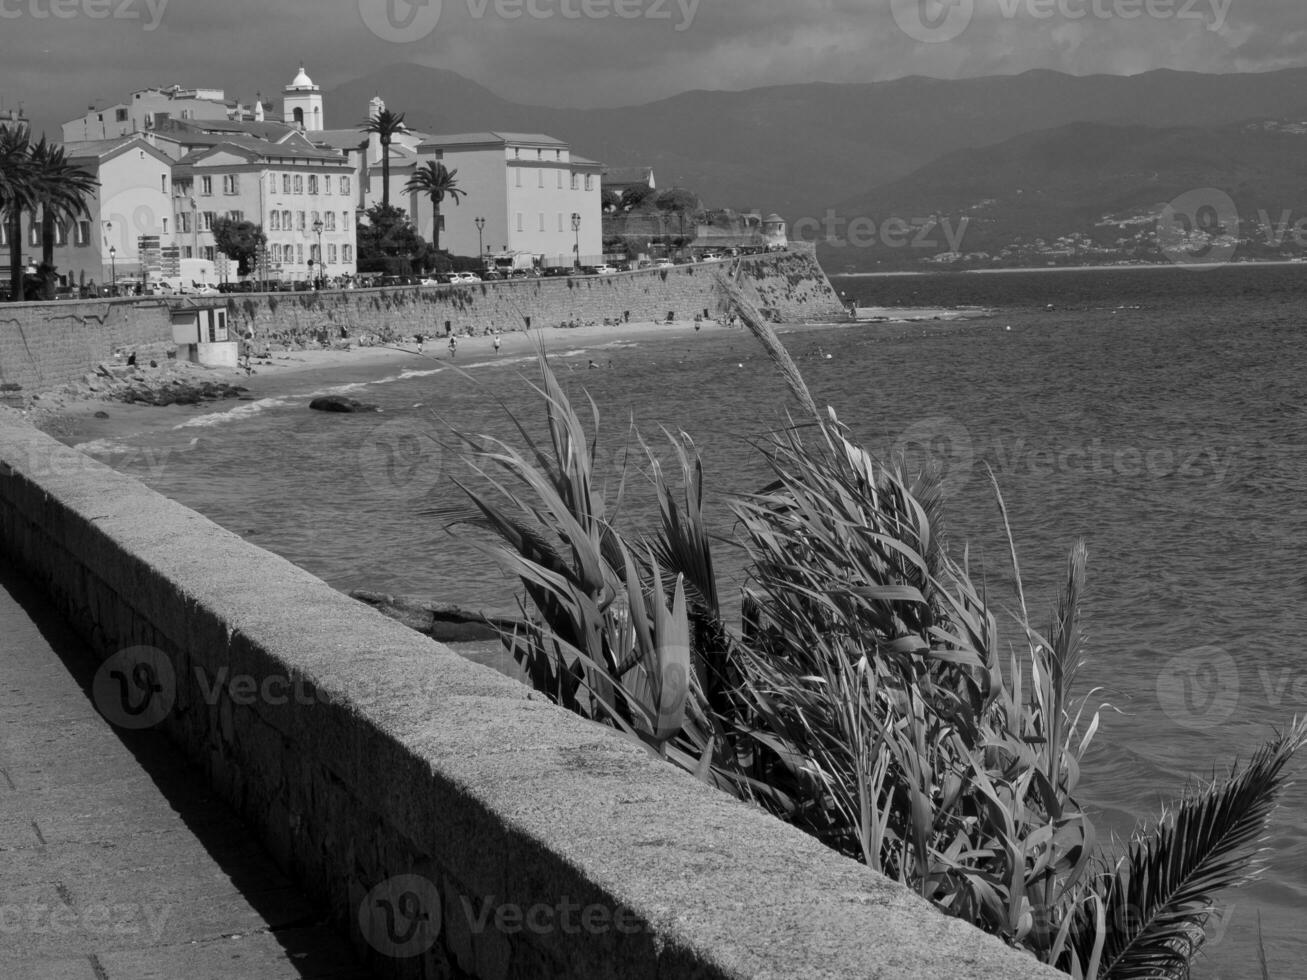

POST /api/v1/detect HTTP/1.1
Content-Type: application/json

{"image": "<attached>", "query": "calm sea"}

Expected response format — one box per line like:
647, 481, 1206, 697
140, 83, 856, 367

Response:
85, 264, 1307, 976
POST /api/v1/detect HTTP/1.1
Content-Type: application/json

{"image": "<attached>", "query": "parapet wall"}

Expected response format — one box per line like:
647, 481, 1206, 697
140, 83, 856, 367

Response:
0, 415, 1060, 980
0, 250, 843, 397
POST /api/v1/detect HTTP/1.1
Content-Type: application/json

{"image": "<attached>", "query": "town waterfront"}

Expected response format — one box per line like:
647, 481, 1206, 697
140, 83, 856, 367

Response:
75, 264, 1307, 978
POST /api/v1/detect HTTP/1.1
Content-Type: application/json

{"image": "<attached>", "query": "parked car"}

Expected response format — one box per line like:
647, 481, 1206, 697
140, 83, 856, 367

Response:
654, 259, 675, 269
541, 266, 571, 277
593, 264, 618, 275
450, 272, 482, 284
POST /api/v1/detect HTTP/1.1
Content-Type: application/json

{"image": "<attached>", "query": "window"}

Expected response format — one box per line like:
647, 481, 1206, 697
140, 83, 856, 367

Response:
571, 174, 578, 191
270, 212, 280, 232
271, 244, 281, 264
435, 149, 443, 160
293, 175, 303, 194
324, 176, 332, 195
54, 222, 67, 246
342, 211, 349, 229
28, 224, 39, 246
162, 218, 168, 235
76, 220, 90, 246
340, 175, 351, 194
296, 244, 303, 263
227, 211, 243, 222
202, 211, 215, 231
310, 210, 319, 228
183, 246, 193, 258
161, 175, 168, 194
269, 173, 278, 193
282, 210, 292, 229
308, 175, 319, 195
283, 174, 291, 195
203, 246, 215, 261
223, 174, 240, 194
201, 176, 212, 195
516, 212, 523, 232
324, 212, 336, 231
585, 175, 593, 191
178, 212, 190, 233
310, 244, 320, 263
342, 244, 352, 263
328, 244, 337, 263
115, 108, 128, 122
297, 211, 306, 231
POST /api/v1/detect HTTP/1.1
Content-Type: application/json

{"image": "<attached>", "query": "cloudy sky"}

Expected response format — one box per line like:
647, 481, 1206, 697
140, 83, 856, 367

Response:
2, 0, 1304, 134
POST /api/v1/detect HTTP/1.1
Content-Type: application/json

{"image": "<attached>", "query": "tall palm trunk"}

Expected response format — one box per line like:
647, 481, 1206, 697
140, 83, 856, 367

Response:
40, 208, 56, 300
7, 211, 22, 301
381, 137, 390, 209
433, 199, 441, 252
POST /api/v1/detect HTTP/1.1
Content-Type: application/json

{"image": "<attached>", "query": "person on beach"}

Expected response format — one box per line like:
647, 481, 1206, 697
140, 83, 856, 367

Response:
493, 331, 501, 355
415, 333, 424, 354
448, 335, 457, 358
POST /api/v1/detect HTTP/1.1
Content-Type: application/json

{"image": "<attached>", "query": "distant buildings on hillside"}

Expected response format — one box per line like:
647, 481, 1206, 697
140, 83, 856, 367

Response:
3, 64, 787, 289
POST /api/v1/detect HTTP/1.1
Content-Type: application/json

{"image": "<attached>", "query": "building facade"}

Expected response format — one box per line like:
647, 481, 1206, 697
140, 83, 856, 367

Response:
0, 136, 176, 291
408, 133, 604, 266
172, 136, 356, 282
62, 86, 250, 143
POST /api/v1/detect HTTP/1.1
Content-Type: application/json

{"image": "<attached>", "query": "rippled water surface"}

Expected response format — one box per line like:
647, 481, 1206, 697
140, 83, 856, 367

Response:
94, 265, 1307, 976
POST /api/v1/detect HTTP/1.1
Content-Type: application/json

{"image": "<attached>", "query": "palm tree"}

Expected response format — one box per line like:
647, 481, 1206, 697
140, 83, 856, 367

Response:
359, 109, 406, 209
404, 161, 465, 253
0, 123, 34, 301
28, 137, 97, 299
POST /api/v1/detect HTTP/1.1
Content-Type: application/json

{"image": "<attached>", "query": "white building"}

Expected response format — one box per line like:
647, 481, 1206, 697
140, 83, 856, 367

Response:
62, 86, 252, 143
0, 136, 176, 290
407, 133, 604, 266
171, 133, 357, 283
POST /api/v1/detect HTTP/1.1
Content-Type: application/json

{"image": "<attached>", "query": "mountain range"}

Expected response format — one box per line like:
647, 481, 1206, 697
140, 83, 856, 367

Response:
325, 64, 1307, 271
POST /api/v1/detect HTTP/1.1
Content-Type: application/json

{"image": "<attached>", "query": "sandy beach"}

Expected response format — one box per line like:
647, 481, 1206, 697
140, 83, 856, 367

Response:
26, 318, 754, 447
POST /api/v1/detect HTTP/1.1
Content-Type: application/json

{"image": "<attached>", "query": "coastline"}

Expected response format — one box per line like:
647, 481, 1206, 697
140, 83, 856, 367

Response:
31, 318, 746, 448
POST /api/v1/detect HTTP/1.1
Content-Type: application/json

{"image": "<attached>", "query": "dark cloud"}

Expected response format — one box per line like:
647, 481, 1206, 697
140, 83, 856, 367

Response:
2, 0, 1304, 134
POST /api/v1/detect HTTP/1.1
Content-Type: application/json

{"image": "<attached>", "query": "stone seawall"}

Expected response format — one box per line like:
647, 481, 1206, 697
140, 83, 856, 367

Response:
0, 414, 1061, 980
0, 250, 843, 398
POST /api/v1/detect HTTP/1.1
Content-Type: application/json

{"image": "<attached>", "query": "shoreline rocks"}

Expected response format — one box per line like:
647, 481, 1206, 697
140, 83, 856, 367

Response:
309, 395, 380, 413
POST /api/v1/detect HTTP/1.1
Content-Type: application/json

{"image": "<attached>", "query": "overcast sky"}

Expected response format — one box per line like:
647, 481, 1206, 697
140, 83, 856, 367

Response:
2, 0, 1304, 134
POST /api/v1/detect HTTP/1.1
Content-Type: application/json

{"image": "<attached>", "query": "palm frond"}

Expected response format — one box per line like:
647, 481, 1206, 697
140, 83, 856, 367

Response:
1067, 718, 1307, 979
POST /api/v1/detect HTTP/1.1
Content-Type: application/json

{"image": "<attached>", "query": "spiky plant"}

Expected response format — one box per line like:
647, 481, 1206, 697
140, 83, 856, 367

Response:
439, 299, 1304, 979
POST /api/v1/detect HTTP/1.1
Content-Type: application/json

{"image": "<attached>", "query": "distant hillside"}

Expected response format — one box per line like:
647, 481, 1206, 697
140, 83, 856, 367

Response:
821, 120, 1307, 272
326, 65, 1307, 225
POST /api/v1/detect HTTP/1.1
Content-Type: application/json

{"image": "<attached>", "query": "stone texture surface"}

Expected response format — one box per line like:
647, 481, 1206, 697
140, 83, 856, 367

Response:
0, 413, 1064, 980
0, 561, 371, 978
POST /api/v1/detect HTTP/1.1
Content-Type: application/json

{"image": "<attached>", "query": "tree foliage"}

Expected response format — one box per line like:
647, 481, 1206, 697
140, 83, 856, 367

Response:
359, 108, 406, 209
404, 161, 466, 253
211, 216, 267, 277
355, 203, 430, 274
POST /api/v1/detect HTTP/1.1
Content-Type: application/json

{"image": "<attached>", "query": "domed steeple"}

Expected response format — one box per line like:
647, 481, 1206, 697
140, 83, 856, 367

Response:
283, 63, 323, 131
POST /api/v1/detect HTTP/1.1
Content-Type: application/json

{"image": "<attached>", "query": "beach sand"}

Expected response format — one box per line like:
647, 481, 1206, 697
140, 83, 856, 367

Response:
26, 318, 754, 447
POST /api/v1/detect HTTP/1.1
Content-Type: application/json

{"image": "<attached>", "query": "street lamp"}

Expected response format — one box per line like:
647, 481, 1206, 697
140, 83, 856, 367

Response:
475, 216, 485, 272
312, 218, 324, 288
571, 212, 581, 269
109, 246, 116, 294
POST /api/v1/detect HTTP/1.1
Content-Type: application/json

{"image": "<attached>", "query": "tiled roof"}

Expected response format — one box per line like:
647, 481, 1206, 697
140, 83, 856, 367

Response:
416, 131, 567, 149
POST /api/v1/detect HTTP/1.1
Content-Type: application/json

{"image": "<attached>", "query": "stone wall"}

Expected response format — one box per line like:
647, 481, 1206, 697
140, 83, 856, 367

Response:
0, 298, 173, 396
0, 250, 843, 397
0, 414, 1062, 980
